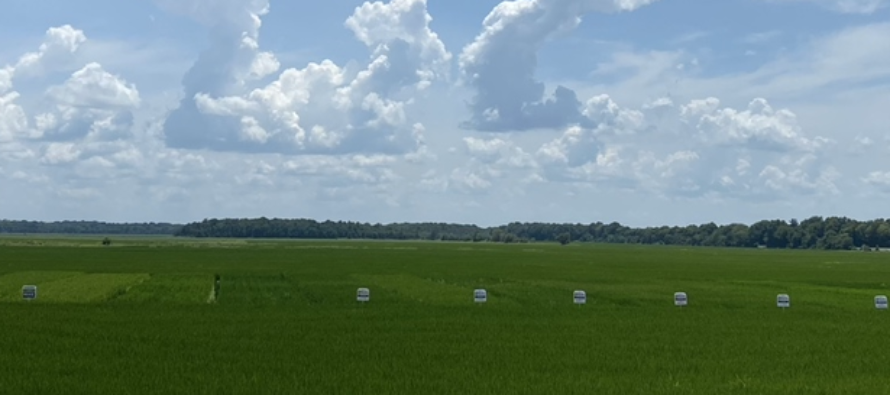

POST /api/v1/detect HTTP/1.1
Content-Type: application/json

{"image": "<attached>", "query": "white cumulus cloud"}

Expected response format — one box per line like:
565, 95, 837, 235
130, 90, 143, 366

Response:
459, 0, 660, 131
47, 62, 140, 109
163, 0, 450, 156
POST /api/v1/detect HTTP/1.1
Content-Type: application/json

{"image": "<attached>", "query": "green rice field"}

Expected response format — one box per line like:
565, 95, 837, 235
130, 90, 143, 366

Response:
1, 236, 889, 394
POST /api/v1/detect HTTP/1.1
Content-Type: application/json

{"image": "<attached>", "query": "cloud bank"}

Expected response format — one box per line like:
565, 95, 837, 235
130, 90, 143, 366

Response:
163, 0, 451, 155
0, 0, 887, 226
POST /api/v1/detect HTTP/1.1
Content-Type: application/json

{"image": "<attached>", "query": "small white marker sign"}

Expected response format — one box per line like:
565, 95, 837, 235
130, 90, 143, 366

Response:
356, 287, 370, 302
573, 290, 586, 305
674, 292, 687, 306
876, 295, 888, 310
777, 293, 790, 308
22, 285, 37, 300
474, 289, 487, 303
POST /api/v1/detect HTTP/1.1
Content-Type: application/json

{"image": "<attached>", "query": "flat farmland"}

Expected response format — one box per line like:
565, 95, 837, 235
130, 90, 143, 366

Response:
1, 237, 890, 394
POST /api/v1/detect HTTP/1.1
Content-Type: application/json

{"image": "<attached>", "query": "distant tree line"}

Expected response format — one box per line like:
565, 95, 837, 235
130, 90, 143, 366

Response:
174, 216, 890, 250
4, 217, 889, 250
0, 220, 181, 235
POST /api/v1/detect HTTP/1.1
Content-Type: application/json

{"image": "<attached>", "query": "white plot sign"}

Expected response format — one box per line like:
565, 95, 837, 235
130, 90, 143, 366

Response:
777, 293, 790, 308
356, 287, 370, 302
22, 285, 37, 300
876, 295, 888, 310
573, 290, 586, 305
474, 289, 487, 303
674, 292, 687, 306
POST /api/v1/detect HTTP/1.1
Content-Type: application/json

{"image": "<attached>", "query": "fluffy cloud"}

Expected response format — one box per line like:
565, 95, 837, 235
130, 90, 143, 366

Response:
537, 125, 604, 168
682, 98, 829, 152
0, 26, 140, 145
0, 92, 30, 143
463, 137, 534, 167
47, 63, 140, 109
41, 142, 81, 165
12, 25, 86, 75
0, 24, 147, 208
458, 0, 660, 132
0, 67, 13, 93
163, 0, 450, 155
159, 0, 277, 150
450, 94, 838, 200
1, 26, 88, 142
37, 63, 140, 142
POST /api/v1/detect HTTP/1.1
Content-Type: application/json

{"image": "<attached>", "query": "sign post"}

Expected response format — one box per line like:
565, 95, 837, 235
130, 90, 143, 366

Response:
22, 285, 37, 301
573, 290, 586, 305
777, 294, 790, 309
674, 292, 687, 307
356, 288, 370, 303
474, 289, 487, 303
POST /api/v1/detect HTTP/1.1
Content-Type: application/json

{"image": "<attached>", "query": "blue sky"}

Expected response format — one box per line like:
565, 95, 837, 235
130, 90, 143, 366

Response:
1, 0, 889, 227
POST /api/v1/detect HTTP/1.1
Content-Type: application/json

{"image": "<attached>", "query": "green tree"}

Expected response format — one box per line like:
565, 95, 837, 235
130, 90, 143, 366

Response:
556, 232, 571, 245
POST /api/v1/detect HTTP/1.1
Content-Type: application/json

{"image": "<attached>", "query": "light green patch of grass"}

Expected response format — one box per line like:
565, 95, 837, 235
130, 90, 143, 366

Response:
0, 271, 83, 301
36, 273, 150, 303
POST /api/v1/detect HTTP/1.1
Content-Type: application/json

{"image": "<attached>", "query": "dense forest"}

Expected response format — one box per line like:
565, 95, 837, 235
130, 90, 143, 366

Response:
174, 216, 890, 250
3, 216, 890, 250
0, 220, 182, 235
